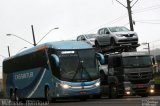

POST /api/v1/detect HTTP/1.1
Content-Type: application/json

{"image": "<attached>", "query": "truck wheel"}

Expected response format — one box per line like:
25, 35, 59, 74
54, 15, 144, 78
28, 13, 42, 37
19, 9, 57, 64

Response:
109, 84, 118, 99
100, 71, 107, 85
45, 86, 51, 101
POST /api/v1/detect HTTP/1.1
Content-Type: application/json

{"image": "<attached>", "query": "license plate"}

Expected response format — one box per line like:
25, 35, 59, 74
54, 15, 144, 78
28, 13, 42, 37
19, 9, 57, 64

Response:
80, 91, 86, 95
137, 84, 145, 88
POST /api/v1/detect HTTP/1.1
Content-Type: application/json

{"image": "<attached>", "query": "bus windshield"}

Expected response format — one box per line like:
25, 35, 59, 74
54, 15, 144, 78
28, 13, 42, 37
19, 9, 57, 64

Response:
57, 49, 99, 82
122, 56, 152, 68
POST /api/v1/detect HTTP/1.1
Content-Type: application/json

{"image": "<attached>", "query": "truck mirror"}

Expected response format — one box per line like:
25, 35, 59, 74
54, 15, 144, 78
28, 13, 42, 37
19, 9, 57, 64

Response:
152, 57, 155, 65
96, 53, 105, 65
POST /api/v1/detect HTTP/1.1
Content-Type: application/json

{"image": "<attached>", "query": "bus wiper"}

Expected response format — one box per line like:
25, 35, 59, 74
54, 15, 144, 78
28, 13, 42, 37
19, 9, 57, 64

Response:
80, 60, 93, 81
71, 60, 82, 81
72, 60, 93, 81
71, 52, 92, 81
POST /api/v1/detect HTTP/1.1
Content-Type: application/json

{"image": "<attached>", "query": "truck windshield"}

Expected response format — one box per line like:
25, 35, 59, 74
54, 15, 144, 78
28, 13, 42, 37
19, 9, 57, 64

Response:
122, 56, 152, 68
58, 49, 99, 82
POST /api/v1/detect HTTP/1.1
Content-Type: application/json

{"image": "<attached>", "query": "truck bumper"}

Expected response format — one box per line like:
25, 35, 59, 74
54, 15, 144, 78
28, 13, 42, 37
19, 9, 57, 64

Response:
124, 80, 155, 96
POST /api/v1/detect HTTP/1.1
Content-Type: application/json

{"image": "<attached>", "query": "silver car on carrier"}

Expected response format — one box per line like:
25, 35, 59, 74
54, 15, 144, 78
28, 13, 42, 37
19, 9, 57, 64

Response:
95, 26, 138, 47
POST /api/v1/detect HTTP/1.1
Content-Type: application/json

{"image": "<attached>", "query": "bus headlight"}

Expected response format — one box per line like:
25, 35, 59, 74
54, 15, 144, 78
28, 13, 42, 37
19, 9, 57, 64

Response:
95, 81, 100, 87
61, 84, 71, 89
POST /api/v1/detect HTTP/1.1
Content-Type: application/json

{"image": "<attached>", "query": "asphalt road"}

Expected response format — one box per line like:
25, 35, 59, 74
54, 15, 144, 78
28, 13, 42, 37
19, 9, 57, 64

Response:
1, 96, 160, 106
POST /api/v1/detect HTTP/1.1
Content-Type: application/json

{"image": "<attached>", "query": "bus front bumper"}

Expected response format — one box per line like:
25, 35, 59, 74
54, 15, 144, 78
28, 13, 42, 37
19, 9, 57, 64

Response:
55, 85, 101, 98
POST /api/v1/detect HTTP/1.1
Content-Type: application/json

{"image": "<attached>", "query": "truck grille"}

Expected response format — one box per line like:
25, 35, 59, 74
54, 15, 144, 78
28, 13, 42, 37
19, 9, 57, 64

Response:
127, 72, 152, 84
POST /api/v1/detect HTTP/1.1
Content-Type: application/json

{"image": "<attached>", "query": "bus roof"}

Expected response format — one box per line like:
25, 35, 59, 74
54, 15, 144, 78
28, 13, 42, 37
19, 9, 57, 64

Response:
4, 40, 93, 61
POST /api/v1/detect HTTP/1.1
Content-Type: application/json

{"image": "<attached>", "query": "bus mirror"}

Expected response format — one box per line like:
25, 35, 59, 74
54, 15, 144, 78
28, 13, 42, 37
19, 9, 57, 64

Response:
152, 57, 155, 65
51, 54, 60, 67
96, 53, 105, 65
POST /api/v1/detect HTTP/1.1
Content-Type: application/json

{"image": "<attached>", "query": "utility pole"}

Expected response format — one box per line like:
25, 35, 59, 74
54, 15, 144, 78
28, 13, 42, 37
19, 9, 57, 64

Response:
115, 0, 139, 31
147, 43, 150, 55
31, 25, 37, 46
126, 0, 134, 31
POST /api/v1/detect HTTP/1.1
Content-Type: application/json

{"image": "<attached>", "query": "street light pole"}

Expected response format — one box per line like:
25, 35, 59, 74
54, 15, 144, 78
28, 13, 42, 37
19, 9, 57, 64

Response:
6, 34, 34, 46
17, 47, 27, 54
142, 42, 150, 55
147, 43, 150, 55
31, 25, 37, 46
7, 46, 10, 57
7, 26, 59, 46
36, 27, 59, 45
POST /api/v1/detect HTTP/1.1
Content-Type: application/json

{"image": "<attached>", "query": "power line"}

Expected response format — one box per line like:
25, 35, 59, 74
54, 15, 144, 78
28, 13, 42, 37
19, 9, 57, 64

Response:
84, 3, 160, 34
133, 5, 160, 13
123, 22, 129, 26
149, 40, 160, 43
136, 20, 160, 22
131, 0, 139, 8
135, 21, 160, 24
115, 0, 139, 31
84, 13, 127, 34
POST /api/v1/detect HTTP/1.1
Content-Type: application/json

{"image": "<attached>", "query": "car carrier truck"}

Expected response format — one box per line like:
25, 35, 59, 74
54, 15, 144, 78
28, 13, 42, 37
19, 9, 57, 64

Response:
99, 52, 155, 98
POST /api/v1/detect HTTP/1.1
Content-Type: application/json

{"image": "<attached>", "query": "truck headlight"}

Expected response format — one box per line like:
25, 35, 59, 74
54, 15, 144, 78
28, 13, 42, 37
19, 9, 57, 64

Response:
95, 81, 100, 87
61, 84, 71, 89
150, 89, 154, 93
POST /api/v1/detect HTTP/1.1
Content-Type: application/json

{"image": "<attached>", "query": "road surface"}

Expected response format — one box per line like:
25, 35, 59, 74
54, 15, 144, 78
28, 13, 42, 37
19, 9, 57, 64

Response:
1, 96, 160, 106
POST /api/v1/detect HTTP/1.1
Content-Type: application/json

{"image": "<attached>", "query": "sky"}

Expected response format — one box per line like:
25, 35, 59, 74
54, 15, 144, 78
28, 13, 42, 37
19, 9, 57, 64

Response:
0, 0, 160, 78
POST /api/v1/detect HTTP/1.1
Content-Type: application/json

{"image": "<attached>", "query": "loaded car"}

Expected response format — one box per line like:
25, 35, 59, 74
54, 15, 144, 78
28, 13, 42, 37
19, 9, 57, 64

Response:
95, 26, 138, 47
77, 34, 97, 46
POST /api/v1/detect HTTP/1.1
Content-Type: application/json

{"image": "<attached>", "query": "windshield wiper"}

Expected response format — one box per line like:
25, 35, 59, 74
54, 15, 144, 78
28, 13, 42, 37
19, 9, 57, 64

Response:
71, 52, 92, 81
80, 60, 92, 81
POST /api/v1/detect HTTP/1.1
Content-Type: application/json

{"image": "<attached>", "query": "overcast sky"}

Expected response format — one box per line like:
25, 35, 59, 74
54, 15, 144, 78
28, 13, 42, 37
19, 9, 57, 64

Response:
0, 0, 160, 78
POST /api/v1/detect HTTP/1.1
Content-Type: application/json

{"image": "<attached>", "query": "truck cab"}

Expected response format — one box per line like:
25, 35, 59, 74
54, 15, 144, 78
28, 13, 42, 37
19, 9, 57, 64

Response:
100, 52, 155, 98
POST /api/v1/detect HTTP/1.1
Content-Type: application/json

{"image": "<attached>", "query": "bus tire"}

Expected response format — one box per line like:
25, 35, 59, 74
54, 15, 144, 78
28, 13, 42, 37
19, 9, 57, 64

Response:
109, 84, 118, 99
44, 86, 51, 102
10, 89, 19, 101
15, 89, 19, 101
10, 89, 15, 101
